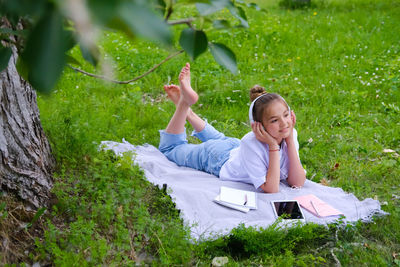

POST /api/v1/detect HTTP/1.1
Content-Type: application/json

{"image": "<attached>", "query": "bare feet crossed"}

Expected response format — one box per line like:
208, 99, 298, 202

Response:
178, 63, 198, 106
163, 84, 180, 105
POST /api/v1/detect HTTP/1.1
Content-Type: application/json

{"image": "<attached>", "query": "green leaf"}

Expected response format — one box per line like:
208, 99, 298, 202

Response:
22, 5, 69, 93
196, 0, 231, 16
16, 56, 29, 81
213, 19, 231, 29
0, 46, 12, 72
0, 202, 8, 219
0, 28, 28, 38
26, 207, 46, 228
179, 28, 208, 60
106, 17, 134, 39
64, 30, 77, 51
247, 2, 262, 11
87, 0, 119, 25
80, 43, 100, 67
66, 55, 81, 67
209, 42, 237, 74
1, 0, 46, 18
228, 5, 248, 28
153, 0, 167, 16
118, 1, 172, 45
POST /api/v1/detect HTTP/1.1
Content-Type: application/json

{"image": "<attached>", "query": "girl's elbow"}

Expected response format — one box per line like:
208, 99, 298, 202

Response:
291, 181, 305, 188
260, 184, 279, 193
288, 176, 306, 188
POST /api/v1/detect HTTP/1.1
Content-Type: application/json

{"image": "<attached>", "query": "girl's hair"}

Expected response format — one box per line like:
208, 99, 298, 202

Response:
249, 85, 288, 122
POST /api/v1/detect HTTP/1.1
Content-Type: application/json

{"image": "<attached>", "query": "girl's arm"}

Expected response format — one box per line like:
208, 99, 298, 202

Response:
259, 150, 281, 193
252, 122, 281, 193
285, 111, 306, 187
286, 137, 306, 187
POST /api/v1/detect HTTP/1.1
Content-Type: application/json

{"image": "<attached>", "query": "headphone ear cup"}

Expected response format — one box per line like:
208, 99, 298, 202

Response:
249, 94, 264, 124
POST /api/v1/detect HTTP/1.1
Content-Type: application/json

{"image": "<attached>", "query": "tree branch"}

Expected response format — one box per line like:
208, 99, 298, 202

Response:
164, 0, 174, 21
167, 18, 195, 27
68, 50, 184, 84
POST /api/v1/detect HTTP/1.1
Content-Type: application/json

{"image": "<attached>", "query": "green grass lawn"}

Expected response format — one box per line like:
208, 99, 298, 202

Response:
35, 0, 399, 265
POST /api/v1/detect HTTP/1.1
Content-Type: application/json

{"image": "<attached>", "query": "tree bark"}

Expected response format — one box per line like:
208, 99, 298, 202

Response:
0, 27, 55, 209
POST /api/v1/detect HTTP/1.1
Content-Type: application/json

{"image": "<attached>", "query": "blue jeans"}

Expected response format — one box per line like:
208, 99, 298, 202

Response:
159, 123, 240, 176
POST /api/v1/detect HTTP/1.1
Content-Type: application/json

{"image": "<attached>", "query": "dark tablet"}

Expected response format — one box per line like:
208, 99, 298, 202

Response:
271, 200, 305, 220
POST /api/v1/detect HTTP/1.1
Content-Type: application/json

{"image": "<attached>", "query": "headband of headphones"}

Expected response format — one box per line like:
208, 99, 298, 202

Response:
248, 94, 290, 123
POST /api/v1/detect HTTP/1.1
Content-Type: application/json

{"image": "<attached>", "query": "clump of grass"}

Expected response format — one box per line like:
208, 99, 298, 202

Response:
0, 193, 47, 264
279, 0, 313, 9
34, 151, 193, 265
197, 222, 330, 259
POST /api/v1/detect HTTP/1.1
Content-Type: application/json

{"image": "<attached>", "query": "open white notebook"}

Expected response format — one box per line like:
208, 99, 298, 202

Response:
214, 186, 258, 213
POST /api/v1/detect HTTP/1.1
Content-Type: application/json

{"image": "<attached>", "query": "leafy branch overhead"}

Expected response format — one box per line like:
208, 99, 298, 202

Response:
0, 0, 262, 93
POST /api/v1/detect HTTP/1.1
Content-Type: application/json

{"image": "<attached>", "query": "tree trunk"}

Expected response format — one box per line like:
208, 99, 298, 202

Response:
0, 32, 55, 209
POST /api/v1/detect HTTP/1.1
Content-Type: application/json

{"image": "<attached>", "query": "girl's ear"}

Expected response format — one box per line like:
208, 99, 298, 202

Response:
291, 110, 296, 125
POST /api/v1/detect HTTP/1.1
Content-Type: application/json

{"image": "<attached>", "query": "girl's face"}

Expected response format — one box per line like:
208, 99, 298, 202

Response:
261, 100, 292, 142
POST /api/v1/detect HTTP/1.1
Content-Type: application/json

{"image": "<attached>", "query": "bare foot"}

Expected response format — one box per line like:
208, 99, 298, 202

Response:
163, 84, 180, 105
179, 63, 198, 106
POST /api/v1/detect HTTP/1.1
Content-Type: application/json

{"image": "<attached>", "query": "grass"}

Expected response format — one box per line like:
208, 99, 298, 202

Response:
2, 0, 398, 265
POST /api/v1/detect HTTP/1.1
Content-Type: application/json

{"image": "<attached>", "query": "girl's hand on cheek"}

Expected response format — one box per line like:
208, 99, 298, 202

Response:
285, 110, 296, 143
251, 122, 279, 146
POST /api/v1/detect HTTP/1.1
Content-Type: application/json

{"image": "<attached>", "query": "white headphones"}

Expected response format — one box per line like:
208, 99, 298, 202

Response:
248, 94, 290, 124
248, 94, 264, 124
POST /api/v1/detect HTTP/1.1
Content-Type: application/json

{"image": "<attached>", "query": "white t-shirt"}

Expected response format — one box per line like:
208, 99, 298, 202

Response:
219, 129, 300, 189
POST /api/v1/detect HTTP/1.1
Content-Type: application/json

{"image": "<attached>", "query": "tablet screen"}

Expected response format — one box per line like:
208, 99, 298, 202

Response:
272, 201, 304, 219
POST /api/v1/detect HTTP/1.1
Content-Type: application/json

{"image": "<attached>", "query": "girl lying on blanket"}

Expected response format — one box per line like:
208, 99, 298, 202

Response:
159, 63, 306, 193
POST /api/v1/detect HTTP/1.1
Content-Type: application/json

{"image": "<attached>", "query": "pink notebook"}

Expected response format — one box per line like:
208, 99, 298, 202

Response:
294, 194, 343, 217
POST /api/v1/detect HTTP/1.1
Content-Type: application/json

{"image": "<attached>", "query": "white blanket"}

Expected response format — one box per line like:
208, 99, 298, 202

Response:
100, 140, 388, 240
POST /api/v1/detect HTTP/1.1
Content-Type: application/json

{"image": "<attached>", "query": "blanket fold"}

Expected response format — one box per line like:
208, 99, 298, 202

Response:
100, 140, 388, 240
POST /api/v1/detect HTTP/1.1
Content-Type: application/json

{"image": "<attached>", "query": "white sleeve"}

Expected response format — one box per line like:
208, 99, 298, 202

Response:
240, 135, 268, 189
